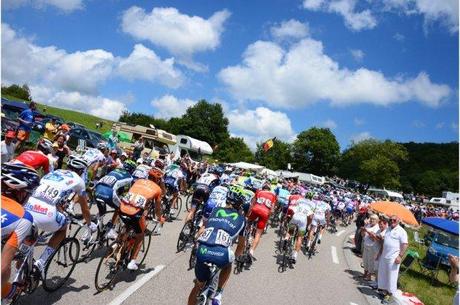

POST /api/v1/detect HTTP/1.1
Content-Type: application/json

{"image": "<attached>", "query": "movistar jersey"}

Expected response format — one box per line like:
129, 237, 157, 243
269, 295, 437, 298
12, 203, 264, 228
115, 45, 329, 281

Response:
197, 207, 245, 248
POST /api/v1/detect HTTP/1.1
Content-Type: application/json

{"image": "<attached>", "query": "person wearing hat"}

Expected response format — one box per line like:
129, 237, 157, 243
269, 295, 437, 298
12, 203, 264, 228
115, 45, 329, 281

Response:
55, 124, 71, 142
43, 117, 56, 141
1, 131, 17, 163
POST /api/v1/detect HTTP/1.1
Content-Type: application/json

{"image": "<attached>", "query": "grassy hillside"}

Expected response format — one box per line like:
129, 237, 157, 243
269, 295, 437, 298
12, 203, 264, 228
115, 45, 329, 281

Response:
2, 94, 114, 133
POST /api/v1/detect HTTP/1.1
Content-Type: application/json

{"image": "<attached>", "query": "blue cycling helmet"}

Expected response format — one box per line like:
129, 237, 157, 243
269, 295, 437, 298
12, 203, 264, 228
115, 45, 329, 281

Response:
210, 166, 224, 177
1, 163, 40, 192
123, 160, 137, 174
226, 190, 244, 209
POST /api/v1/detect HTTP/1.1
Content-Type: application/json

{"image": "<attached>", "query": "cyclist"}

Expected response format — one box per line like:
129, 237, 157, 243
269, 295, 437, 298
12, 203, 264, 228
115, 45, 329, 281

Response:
1, 196, 34, 301
202, 184, 229, 221
306, 194, 331, 251
246, 183, 277, 259
11, 139, 55, 174
93, 163, 134, 239
26, 157, 96, 276
282, 197, 314, 264
187, 191, 245, 305
118, 167, 163, 270
164, 162, 185, 216
79, 145, 106, 182
1, 162, 41, 204
132, 161, 152, 180
185, 166, 222, 223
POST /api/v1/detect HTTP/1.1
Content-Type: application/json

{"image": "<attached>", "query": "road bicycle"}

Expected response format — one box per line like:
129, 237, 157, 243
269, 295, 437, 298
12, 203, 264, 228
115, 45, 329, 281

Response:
195, 263, 221, 305
234, 220, 257, 274
278, 224, 299, 273
305, 224, 324, 259
162, 183, 183, 221
177, 207, 203, 253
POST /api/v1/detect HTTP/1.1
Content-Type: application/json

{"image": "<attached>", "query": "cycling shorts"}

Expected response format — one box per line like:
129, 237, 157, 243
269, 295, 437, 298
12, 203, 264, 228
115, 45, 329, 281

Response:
191, 184, 210, 209
95, 184, 118, 215
195, 244, 234, 282
1, 199, 34, 249
311, 213, 326, 227
346, 207, 354, 214
24, 197, 68, 233
164, 176, 179, 193
289, 215, 307, 236
119, 208, 146, 234
248, 204, 270, 230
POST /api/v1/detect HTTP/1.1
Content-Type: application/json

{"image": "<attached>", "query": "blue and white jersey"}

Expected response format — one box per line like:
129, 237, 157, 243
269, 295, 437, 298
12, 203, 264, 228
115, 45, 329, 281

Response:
197, 207, 245, 248
95, 168, 133, 206
203, 186, 229, 219
276, 188, 291, 206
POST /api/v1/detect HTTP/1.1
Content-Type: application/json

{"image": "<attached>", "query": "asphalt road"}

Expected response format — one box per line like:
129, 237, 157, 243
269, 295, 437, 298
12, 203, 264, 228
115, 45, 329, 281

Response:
16, 199, 369, 305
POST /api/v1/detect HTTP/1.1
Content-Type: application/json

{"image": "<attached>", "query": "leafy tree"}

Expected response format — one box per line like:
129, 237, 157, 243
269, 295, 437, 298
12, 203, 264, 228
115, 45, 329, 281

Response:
119, 111, 170, 130
213, 137, 254, 163
292, 127, 340, 176
255, 139, 292, 170
340, 139, 408, 189
175, 100, 229, 148
1, 83, 32, 101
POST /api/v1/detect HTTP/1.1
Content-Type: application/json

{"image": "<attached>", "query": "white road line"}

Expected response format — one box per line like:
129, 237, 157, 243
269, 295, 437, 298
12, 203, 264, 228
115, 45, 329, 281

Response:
350, 302, 359, 305
335, 229, 345, 237
108, 265, 165, 305
331, 246, 339, 264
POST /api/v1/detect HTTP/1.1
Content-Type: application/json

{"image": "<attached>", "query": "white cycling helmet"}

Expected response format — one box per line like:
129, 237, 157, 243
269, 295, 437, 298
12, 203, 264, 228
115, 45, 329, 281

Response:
67, 155, 88, 171
1, 163, 40, 191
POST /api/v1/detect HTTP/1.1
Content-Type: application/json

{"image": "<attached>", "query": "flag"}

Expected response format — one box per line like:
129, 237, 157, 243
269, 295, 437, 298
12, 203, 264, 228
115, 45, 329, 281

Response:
262, 137, 276, 152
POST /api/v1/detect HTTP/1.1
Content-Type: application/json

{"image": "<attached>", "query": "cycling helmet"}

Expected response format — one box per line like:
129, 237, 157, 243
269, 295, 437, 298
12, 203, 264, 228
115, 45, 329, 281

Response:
122, 160, 137, 174
306, 192, 314, 200
210, 166, 224, 177
1, 163, 40, 192
262, 183, 271, 191
153, 159, 165, 170
226, 190, 245, 210
291, 186, 302, 195
97, 142, 107, 151
67, 155, 88, 171
149, 167, 164, 180
37, 138, 53, 155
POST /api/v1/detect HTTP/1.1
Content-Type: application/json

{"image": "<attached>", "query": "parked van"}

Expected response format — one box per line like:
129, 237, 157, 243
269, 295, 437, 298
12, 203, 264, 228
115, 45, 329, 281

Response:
168, 135, 213, 161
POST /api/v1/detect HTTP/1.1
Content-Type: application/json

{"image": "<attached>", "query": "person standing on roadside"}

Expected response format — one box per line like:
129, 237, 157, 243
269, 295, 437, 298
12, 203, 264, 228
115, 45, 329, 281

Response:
16, 102, 36, 151
377, 215, 408, 304
448, 254, 459, 305
132, 137, 144, 161
43, 117, 57, 141
53, 134, 70, 169
361, 214, 380, 281
1, 131, 17, 163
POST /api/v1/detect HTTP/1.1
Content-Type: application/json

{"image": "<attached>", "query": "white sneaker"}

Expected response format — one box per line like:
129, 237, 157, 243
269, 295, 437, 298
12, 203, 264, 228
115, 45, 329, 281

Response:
127, 259, 138, 271
212, 293, 222, 305
106, 228, 118, 240
81, 227, 92, 243
34, 260, 46, 279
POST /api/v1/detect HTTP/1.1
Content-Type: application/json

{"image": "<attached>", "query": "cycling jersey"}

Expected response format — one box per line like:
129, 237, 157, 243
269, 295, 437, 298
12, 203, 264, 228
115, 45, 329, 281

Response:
119, 179, 162, 233
196, 173, 219, 188
81, 148, 105, 167
248, 190, 277, 230
310, 200, 331, 227
203, 185, 228, 219
95, 168, 133, 213
132, 164, 151, 180
195, 207, 245, 282
276, 188, 290, 207
13, 150, 52, 174
1, 196, 34, 249
288, 194, 304, 208
288, 198, 313, 235
24, 170, 86, 232
163, 166, 183, 192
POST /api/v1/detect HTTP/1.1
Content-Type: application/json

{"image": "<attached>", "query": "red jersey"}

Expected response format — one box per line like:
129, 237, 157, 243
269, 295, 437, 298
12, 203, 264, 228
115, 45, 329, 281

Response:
288, 194, 303, 208
254, 190, 277, 210
14, 150, 50, 174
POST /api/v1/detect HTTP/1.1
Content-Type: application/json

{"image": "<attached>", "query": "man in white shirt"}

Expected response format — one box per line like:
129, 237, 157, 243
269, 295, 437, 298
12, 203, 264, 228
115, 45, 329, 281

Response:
361, 214, 380, 281
1, 131, 17, 164
377, 215, 408, 304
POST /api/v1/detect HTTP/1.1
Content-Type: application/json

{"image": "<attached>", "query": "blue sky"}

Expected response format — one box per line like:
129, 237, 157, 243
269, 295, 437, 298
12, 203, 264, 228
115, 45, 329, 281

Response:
2, 0, 458, 150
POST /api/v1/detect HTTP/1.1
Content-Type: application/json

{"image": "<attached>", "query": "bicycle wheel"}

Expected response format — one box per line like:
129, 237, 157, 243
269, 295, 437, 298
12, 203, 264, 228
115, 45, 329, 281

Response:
185, 193, 192, 212
189, 244, 197, 270
43, 237, 80, 292
72, 225, 98, 262
137, 232, 152, 267
177, 221, 193, 252
95, 241, 122, 292
171, 197, 182, 220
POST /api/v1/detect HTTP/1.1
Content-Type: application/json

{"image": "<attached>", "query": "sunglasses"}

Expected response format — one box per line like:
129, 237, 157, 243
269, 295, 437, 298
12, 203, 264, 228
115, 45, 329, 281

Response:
390, 218, 398, 222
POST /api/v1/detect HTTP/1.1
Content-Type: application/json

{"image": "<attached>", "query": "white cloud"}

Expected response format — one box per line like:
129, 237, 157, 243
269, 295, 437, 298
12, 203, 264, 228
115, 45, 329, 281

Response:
117, 44, 184, 89
393, 32, 405, 41
219, 38, 450, 108
31, 87, 126, 120
350, 49, 365, 62
270, 19, 309, 41
227, 107, 296, 150
354, 117, 365, 126
3, 0, 84, 12
435, 122, 445, 129
412, 120, 425, 128
303, 0, 377, 31
322, 119, 337, 129
121, 6, 230, 70
150, 95, 197, 119
351, 131, 371, 143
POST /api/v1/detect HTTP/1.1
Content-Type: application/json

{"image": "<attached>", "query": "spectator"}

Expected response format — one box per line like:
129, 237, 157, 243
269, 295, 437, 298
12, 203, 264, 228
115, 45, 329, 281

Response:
55, 124, 71, 142
43, 117, 57, 141
361, 214, 380, 281
16, 101, 36, 151
53, 134, 70, 169
1, 131, 17, 163
354, 207, 368, 255
107, 130, 119, 150
118, 152, 128, 168
132, 137, 145, 161
377, 215, 408, 304
448, 254, 459, 305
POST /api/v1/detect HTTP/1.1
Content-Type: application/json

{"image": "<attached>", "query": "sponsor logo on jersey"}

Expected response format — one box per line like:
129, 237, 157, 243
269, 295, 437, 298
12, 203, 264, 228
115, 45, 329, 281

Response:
25, 203, 49, 215
216, 209, 238, 220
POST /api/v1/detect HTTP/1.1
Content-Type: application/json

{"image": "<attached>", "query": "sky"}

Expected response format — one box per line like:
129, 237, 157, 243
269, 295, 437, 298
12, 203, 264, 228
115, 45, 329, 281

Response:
1, 0, 459, 150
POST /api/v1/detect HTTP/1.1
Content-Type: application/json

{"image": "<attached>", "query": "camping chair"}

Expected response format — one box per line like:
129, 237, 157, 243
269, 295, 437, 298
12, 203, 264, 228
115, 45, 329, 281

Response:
399, 249, 419, 275
419, 255, 442, 284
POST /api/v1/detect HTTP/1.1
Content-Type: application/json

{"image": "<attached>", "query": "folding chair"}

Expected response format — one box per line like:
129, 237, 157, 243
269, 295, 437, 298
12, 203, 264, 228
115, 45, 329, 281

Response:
419, 255, 442, 284
399, 250, 419, 275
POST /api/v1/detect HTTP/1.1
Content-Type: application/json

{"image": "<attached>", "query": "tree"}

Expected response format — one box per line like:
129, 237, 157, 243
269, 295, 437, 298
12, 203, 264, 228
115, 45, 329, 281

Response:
292, 127, 340, 176
118, 111, 170, 130
1, 84, 32, 101
255, 139, 292, 170
213, 137, 254, 163
339, 139, 408, 189
175, 100, 229, 148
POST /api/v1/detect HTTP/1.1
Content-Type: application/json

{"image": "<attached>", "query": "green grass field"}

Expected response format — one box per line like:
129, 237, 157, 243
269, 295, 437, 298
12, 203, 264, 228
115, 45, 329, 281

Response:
399, 226, 457, 305
2, 94, 114, 133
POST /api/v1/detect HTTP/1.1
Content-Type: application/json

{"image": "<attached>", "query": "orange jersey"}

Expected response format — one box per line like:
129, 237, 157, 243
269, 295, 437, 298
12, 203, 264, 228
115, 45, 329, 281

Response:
120, 179, 161, 215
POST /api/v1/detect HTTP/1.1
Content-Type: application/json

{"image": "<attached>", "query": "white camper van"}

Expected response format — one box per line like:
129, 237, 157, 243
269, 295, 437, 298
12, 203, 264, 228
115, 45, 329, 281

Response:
169, 135, 213, 161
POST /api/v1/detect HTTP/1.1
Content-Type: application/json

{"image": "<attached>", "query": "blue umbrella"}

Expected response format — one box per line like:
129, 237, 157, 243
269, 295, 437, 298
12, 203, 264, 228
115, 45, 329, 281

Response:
421, 217, 459, 235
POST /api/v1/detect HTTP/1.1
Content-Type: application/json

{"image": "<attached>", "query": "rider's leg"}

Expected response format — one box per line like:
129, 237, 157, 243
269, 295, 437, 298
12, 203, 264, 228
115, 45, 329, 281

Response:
307, 225, 316, 248
172, 192, 178, 210
37, 227, 67, 268
186, 206, 197, 223
1, 244, 17, 299
235, 236, 245, 257
187, 280, 205, 305
250, 228, 264, 255
130, 232, 144, 261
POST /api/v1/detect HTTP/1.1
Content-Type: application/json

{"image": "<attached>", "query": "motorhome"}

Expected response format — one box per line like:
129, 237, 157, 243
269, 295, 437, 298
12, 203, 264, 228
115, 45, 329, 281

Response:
429, 191, 459, 210
367, 188, 404, 202
112, 122, 176, 157
168, 135, 213, 161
